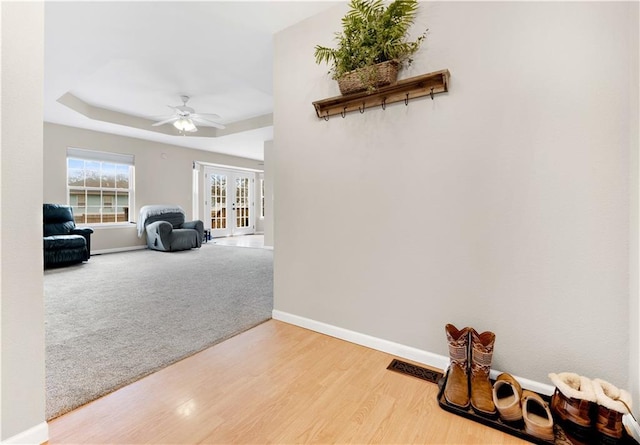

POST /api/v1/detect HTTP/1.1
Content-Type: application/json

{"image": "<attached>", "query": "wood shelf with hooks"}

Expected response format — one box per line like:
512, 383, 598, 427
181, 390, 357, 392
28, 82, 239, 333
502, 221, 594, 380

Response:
312, 69, 450, 120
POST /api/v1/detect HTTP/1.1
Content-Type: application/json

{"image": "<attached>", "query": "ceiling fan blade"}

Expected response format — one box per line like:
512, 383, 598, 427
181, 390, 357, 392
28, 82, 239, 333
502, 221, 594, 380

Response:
152, 116, 179, 127
177, 106, 195, 114
190, 114, 225, 129
193, 112, 221, 119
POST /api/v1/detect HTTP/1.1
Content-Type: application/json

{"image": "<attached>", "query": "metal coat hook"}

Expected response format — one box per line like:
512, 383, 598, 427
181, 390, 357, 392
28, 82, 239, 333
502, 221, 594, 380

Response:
404, 93, 410, 106
323, 111, 329, 121
359, 102, 366, 113
381, 98, 387, 110
341, 107, 347, 118
430, 88, 434, 100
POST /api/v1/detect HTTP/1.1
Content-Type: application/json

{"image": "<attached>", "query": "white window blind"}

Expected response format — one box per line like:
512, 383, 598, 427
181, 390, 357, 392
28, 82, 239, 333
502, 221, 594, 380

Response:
66, 147, 134, 165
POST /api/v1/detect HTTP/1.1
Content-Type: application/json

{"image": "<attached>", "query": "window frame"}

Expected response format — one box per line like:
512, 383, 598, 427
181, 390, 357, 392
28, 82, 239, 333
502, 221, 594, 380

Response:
66, 148, 135, 226
259, 174, 265, 219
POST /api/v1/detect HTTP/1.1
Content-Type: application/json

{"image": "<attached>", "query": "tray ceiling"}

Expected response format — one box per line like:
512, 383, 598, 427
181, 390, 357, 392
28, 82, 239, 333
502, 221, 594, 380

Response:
45, 1, 339, 161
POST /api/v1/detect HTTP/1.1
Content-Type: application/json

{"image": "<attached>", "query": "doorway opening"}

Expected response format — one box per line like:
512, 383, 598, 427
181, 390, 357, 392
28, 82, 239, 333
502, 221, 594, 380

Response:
204, 167, 255, 238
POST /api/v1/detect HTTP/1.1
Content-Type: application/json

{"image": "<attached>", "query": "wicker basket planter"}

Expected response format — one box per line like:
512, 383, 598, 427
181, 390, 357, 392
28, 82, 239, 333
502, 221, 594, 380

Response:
337, 60, 399, 95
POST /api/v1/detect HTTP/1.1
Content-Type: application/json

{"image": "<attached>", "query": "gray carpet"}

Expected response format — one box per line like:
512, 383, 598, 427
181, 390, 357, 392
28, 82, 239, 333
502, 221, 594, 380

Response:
44, 243, 273, 420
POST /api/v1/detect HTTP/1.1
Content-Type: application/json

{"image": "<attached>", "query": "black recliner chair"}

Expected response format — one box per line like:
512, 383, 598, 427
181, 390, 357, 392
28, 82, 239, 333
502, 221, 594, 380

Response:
43, 204, 93, 268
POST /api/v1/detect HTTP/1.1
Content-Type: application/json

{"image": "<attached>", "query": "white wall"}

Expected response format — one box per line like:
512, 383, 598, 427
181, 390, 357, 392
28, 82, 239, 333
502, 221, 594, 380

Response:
629, 0, 640, 418
44, 123, 265, 251
1, 2, 48, 443
274, 1, 637, 395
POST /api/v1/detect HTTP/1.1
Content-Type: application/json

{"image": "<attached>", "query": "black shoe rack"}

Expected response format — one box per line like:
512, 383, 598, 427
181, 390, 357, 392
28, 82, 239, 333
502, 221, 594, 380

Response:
437, 370, 639, 445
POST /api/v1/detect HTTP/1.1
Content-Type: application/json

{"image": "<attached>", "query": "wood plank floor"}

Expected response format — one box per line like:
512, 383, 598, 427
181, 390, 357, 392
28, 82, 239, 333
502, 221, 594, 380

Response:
48, 320, 528, 444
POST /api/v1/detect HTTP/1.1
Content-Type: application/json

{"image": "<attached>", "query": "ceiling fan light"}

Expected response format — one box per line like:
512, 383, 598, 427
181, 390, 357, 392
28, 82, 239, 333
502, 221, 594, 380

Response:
173, 118, 197, 132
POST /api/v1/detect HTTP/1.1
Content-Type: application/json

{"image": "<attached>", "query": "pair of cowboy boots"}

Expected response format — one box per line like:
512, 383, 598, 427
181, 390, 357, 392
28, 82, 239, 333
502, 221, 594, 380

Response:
443, 324, 497, 417
549, 372, 632, 445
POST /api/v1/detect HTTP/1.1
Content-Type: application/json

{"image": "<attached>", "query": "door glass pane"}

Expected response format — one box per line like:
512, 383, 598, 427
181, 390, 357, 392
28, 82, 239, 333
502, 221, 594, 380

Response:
235, 177, 250, 229
210, 174, 227, 230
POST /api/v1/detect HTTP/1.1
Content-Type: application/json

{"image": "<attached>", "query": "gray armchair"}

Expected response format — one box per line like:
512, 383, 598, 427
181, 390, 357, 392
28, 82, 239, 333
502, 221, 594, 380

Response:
138, 205, 204, 252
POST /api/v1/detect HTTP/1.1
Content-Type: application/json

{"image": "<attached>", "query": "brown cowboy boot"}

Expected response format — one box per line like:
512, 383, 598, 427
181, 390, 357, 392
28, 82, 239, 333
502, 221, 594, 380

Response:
444, 324, 470, 409
470, 328, 497, 417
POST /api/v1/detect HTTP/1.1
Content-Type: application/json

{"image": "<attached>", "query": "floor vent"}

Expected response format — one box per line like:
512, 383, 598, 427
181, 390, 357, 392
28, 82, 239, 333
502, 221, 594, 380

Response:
387, 359, 443, 384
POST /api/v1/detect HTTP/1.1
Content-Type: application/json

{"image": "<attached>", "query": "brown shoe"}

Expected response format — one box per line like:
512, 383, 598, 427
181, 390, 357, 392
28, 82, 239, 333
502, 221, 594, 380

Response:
522, 390, 555, 441
493, 373, 523, 422
592, 378, 632, 443
470, 328, 497, 417
549, 372, 596, 445
443, 324, 470, 409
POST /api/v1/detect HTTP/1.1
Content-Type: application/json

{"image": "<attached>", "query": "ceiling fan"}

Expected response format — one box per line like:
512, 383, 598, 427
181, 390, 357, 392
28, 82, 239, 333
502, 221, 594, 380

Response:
151, 95, 225, 133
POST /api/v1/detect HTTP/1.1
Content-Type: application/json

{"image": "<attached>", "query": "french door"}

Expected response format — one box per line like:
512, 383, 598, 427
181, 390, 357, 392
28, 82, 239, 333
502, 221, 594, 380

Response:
205, 168, 254, 238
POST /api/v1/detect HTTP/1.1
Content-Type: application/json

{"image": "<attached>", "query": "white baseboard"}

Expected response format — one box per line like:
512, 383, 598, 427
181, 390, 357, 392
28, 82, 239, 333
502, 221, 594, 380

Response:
92, 245, 146, 255
511, 373, 555, 397
273, 310, 450, 370
272, 310, 555, 396
1, 421, 48, 445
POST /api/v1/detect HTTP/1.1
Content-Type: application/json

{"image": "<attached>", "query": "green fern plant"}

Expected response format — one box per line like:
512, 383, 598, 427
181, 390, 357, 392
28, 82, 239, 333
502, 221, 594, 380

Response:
314, 0, 426, 81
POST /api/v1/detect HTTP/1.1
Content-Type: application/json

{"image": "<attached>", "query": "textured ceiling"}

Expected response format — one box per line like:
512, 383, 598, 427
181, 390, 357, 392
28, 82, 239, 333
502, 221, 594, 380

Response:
44, 1, 339, 161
